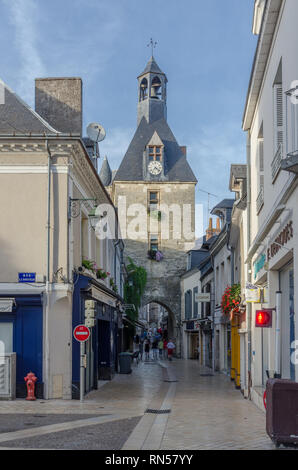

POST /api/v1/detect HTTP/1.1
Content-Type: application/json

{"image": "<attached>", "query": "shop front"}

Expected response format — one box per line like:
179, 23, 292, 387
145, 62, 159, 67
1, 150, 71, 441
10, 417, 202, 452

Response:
183, 320, 200, 360
0, 292, 43, 398
251, 214, 296, 408
72, 273, 123, 399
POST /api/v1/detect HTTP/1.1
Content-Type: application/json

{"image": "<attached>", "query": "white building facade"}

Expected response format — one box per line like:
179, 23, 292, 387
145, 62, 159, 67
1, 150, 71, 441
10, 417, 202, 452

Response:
243, 0, 298, 409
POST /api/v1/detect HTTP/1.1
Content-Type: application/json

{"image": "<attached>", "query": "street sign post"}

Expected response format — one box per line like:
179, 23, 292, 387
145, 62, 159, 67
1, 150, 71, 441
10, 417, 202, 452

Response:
195, 293, 211, 303
73, 325, 90, 403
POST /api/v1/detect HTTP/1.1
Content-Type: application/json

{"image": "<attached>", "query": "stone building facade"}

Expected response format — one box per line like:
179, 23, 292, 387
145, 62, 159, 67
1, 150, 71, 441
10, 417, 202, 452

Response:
103, 56, 197, 351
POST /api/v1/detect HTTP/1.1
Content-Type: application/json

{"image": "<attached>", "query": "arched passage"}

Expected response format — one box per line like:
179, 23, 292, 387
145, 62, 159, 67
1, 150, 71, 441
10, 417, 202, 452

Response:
139, 297, 181, 355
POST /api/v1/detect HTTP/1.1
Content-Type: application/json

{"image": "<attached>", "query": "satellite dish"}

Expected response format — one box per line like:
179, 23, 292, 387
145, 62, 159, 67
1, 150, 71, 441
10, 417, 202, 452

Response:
87, 122, 106, 143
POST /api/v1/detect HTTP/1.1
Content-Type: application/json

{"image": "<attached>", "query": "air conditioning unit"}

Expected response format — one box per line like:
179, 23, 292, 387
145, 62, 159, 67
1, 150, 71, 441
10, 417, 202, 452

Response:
0, 353, 16, 400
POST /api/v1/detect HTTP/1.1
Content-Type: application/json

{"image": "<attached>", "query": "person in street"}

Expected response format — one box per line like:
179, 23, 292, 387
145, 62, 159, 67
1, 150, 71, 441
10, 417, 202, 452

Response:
167, 340, 175, 361
144, 339, 150, 361
152, 339, 158, 361
163, 338, 168, 360
158, 339, 164, 359
139, 338, 144, 361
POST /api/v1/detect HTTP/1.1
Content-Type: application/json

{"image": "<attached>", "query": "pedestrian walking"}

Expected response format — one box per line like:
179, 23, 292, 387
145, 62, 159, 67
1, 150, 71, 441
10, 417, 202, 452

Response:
163, 339, 168, 359
152, 339, 158, 361
144, 339, 150, 361
167, 340, 175, 361
139, 340, 144, 361
158, 339, 164, 359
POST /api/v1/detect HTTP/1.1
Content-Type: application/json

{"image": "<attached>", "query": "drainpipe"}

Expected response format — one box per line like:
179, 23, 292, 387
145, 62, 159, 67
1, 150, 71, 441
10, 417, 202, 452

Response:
246, 132, 252, 397
275, 291, 282, 378
45, 139, 52, 399
210, 253, 215, 372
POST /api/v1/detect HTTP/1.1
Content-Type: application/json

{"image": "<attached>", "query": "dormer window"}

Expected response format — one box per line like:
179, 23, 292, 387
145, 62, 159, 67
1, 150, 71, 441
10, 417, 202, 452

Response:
149, 146, 162, 162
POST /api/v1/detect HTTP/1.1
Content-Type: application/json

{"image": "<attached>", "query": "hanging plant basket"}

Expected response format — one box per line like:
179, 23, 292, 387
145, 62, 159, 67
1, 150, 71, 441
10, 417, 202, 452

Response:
221, 284, 241, 319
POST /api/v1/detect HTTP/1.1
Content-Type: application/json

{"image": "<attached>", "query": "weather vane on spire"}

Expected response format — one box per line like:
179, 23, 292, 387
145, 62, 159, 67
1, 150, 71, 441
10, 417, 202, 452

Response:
147, 38, 157, 56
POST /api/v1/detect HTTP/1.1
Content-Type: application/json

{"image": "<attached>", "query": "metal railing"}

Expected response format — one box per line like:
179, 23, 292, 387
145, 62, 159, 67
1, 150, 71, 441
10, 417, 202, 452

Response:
271, 143, 283, 182
256, 186, 264, 214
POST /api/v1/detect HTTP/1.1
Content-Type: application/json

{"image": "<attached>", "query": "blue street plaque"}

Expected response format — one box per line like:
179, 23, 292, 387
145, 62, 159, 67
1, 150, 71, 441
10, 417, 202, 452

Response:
18, 273, 36, 283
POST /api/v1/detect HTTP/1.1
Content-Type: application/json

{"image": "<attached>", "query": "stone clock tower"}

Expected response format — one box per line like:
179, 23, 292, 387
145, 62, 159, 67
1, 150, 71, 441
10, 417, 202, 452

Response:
109, 56, 198, 352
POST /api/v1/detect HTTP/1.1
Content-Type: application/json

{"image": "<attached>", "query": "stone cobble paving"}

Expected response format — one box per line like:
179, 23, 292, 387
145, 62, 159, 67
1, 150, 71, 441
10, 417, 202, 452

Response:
0, 359, 295, 450
159, 360, 276, 450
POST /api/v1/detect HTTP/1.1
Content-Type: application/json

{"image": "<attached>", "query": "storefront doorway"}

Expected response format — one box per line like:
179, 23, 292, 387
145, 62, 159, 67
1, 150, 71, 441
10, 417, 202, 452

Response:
280, 263, 295, 381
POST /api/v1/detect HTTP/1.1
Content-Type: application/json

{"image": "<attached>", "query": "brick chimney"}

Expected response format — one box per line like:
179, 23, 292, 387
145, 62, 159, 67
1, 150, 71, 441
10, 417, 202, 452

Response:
180, 146, 187, 156
206, 217, 221, 240
35, 77, 82, 135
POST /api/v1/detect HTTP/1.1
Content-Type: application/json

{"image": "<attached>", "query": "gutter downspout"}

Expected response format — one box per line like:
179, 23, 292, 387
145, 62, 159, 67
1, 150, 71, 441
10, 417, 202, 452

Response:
246, 132, 252, 398
45, 139, 52, 399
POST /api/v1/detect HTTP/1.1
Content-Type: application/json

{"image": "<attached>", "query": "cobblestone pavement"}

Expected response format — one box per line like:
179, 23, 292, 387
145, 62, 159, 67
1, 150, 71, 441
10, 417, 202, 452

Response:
159, 360, 276, 450
0, 359, 291, 450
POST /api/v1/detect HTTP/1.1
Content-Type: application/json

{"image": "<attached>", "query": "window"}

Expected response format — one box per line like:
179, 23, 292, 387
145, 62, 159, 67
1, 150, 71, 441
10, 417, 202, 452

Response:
185, 290, 192, 321
148, 146, 162, 162
148, 190, 160, 213
193, 287, 198, 319
149, 191, 158, 203
149, 234, 159, 252
274, 84, 283, 151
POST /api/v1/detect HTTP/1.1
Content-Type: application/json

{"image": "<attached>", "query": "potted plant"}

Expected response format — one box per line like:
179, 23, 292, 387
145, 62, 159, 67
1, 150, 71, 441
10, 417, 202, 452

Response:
96, 268, 110, 280
82, 259, 96, 273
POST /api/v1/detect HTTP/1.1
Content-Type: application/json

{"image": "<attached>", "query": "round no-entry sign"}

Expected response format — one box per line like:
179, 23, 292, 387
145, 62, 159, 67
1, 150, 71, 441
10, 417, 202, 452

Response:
73, 325, 90, 342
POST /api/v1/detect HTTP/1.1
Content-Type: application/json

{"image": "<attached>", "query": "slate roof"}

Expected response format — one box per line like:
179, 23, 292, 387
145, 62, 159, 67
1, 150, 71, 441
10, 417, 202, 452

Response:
99, 155, 112, 186
114, 116, 197, 183
0, 80, 59, 135
211, 199, 235, 212
138, 56, 165, 78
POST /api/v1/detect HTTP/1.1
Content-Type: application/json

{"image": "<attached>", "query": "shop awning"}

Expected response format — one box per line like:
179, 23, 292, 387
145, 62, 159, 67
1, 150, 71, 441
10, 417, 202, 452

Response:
123, 316, 147, 330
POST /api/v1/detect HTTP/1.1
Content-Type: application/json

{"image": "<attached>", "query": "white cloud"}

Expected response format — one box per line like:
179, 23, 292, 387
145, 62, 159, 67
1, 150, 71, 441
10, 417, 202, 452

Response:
3, 0, 46, 105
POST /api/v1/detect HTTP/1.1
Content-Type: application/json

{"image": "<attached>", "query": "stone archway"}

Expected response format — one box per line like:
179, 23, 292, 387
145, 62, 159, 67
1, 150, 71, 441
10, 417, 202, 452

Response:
142, 296, 181, 357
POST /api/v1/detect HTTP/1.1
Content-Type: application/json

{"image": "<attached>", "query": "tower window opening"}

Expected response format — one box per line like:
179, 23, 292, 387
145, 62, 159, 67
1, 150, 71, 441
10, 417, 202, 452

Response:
149, 234, 159, 252
148, 146, 162, 162
140, 78, 148, 101
151, 76, 162, 100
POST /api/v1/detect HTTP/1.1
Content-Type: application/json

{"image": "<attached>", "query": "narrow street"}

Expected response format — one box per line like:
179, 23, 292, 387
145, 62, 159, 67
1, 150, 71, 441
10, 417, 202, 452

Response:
0, 360, 275, 450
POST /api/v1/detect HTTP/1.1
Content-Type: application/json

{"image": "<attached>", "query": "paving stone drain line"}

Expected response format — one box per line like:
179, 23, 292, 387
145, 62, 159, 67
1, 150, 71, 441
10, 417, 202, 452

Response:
122, 363, 177, 450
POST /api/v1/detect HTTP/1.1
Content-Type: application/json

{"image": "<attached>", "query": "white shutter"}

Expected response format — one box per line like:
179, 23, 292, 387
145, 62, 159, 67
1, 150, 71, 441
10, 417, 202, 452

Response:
258, 139, 264, 192
274, 84, 283, 150
259, 139, 264, 173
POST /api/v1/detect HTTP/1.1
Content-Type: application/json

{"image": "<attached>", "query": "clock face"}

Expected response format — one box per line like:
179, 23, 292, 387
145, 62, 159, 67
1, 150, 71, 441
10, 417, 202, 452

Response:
148, 161, 162, 175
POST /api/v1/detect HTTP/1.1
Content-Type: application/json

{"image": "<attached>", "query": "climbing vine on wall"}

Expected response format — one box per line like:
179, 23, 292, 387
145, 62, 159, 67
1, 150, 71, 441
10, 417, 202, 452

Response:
124, 257, 147, 322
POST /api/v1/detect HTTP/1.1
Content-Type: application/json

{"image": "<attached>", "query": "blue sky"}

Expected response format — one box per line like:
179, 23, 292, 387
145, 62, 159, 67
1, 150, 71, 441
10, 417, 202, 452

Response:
0, 0, 257, 234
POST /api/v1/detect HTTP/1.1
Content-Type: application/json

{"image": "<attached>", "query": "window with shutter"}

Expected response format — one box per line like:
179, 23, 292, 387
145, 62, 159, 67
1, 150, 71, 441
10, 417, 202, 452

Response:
193, 287, 198, 319
274, 84, 283, 151
185, 290, 192, 320
258, 138, 264, 193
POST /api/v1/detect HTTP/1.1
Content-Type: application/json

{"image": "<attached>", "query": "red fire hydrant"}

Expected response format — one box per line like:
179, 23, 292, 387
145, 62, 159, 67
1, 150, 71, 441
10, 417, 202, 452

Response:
24, 372, 37, 401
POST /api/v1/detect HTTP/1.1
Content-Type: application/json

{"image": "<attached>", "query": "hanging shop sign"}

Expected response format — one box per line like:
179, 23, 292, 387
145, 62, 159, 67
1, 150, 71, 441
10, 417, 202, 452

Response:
254, 253, 266, 279
245, 283, 261, 303
195, 293, 211, 303
267, 220, 293, 261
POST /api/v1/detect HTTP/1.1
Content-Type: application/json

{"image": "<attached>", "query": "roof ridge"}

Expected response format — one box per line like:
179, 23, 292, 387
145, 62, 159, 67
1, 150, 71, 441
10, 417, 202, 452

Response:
0, 78, 60, 134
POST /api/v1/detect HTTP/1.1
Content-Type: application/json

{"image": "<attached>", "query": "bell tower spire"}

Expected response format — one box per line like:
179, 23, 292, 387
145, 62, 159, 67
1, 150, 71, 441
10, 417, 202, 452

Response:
137, 50, 167, 126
